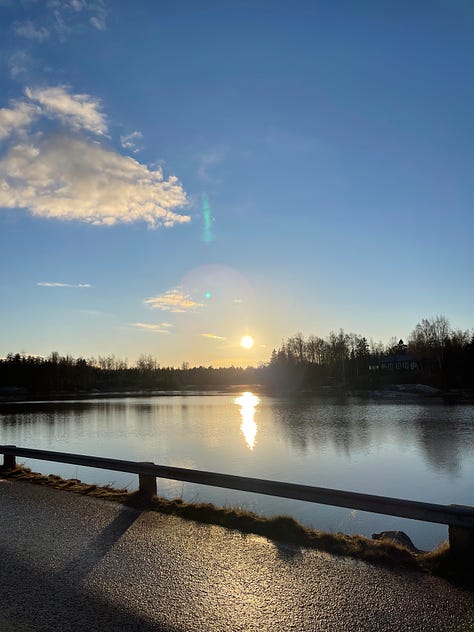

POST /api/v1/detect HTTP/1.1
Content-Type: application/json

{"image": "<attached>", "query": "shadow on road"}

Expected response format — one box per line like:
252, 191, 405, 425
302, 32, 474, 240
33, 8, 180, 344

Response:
60, 505, 143, 583
0, 508, 181, 632
273, 540, 303, 562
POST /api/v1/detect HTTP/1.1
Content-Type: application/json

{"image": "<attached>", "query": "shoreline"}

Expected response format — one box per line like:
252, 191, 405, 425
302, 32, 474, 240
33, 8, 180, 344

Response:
1, 383, 474, 404
1, 464, 471, 588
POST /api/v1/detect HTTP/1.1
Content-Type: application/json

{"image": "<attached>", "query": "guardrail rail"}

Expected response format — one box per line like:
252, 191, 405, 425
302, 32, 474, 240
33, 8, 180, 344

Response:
1, 444, 473, 559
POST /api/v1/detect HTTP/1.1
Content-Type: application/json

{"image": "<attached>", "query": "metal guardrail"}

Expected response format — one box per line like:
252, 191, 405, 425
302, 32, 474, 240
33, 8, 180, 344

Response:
1, 444, 474, 532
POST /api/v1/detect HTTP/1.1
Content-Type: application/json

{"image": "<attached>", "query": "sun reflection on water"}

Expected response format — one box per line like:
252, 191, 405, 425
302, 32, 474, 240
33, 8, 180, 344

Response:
235, 391, 260, 450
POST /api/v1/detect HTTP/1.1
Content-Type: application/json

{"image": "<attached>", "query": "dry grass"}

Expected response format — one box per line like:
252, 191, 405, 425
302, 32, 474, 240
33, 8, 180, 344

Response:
2, 466, 129, 501
142, 495, 419, 570
417, 542, 472, 586
1, 465, 471, 587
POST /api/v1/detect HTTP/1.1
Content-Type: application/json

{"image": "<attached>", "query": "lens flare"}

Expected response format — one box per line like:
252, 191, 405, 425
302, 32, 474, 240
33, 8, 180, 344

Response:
202, 193, 214, 243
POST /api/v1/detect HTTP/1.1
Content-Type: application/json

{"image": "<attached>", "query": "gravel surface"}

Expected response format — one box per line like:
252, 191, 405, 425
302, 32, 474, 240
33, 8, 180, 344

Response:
0, 479, 473, 631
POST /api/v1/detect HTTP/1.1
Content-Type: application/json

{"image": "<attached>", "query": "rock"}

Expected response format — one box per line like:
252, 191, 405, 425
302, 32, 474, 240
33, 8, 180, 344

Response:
371, 530, 424, 553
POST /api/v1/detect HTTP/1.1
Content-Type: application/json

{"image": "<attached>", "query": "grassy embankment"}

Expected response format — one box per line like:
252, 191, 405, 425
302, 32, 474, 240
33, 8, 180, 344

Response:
1, 465, 470, 588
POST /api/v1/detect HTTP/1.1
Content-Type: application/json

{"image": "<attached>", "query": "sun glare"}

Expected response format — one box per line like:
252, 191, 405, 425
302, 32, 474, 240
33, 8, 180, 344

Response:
235, 392, 260, 450
240, 335, 254, 349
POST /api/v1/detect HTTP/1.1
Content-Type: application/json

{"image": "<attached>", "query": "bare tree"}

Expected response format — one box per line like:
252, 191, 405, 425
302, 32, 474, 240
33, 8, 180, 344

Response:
136, 354, 159, 372
409, 315, 451, 371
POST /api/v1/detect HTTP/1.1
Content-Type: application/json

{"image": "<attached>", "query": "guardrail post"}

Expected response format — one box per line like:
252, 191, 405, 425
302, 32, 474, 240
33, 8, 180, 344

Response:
1, 446, 17, 471
449, 505, 474, 564
138, 463, 157, 502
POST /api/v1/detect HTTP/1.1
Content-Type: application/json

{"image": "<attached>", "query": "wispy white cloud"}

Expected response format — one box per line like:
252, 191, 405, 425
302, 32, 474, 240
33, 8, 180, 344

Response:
160, 322, 173, 328
200, 333, 226, 341
131, 322, 171, 334
69, 0, 86, 11
145, 288, 204, 313
0, 86, 189, 228
10, 1, 107, 42
90, 15, 105, 30
120, 131, 144, 153
25, 85, 107, 135
0, 101, 38, 140
37, 281, 92, 287
14, 20, 50, 42
88, 0, 107, 31
8, 51, 30, 80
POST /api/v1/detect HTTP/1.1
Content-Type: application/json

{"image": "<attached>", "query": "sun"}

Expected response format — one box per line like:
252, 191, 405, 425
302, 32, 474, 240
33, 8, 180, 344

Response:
240, 335, 254, 349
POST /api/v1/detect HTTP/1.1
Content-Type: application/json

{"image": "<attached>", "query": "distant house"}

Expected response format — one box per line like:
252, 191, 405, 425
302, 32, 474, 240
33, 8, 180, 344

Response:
369, 340, 419, 372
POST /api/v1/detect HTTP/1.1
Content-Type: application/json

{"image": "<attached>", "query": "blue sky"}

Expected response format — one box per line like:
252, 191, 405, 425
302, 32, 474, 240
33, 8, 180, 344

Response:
1, 0, 474, 367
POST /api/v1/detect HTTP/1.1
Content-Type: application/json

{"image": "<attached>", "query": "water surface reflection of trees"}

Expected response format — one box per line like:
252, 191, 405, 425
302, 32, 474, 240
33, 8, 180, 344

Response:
412, 406, 474, 476
271, 396, 371, 457
271, 397, 473, 477
1, 397, 473, 480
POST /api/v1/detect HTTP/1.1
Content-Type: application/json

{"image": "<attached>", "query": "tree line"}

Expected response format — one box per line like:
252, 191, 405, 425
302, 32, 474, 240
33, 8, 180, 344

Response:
266, 315, 474, 390
0, 351, 260, 394
1, 316, 473, 396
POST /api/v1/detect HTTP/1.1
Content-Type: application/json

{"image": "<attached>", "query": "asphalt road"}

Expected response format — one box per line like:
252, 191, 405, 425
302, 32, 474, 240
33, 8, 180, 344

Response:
0, 479, 473, 632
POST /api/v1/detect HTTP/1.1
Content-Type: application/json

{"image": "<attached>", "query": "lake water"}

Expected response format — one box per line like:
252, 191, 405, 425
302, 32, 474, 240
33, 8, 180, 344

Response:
1, 392, 473, 550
